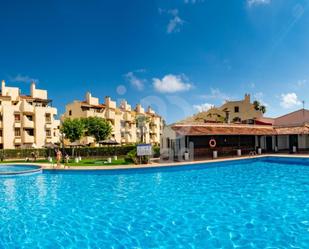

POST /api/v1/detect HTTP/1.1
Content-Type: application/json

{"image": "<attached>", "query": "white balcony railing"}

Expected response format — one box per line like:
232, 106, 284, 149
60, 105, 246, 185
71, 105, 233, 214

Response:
106, 109, 115, 120
23, 132, 35, 143
21, 101, 34, 113
23, 116, 34, 128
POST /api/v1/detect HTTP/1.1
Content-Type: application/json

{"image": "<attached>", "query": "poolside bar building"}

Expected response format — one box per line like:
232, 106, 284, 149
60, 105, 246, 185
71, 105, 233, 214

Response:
161, 109, 309, 159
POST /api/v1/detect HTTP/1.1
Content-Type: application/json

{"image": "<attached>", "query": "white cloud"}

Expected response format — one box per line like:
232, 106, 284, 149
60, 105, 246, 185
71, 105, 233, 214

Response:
193, 103, 214, 112
125, 71, 145, 91
9, 74, 39, 84
160, 9, 184, 34
153, 74, 193, 93
202, 88, 231, 102
280, 92, 301, 109
247, 0, 271, 7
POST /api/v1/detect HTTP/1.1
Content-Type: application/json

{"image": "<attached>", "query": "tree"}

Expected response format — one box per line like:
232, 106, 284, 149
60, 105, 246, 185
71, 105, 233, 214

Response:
136, 115, 150, 143
60, 118, 85, 158
253, 100, 260, 111
253, 100, 267, 114
259, 105, 266, 114
82, 117, 112, 142
60, 118, 85, 143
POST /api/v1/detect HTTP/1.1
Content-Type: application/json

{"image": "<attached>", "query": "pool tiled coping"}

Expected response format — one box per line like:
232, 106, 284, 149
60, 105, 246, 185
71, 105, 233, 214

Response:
4, 153, 309, 171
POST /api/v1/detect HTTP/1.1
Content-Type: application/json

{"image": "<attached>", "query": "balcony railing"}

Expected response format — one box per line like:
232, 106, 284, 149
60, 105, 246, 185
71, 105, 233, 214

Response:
23, 116, 34, 128
21, 101, 34, 113
23, 131, 35, 143
106, 109, 115, 120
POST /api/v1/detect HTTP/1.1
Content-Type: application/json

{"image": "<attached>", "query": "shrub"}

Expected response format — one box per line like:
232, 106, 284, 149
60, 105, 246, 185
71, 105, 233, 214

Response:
153, 146, 160, 157
125, 147, 152, 165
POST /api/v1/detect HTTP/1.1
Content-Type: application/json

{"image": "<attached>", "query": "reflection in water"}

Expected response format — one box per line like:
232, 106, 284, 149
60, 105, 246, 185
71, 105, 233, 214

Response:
3, 178, 16, 209
36, 175, 47, 205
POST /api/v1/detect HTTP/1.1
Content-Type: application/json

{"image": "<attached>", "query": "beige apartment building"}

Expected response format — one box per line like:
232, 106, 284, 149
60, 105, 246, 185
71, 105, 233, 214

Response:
62, 92, 163, 145
0, 81, 60, 149
182, 94, 263, 124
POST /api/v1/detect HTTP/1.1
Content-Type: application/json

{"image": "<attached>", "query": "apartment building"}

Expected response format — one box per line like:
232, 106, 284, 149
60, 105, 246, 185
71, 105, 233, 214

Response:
62, 92, 163, 145
181, 94, 264, 124
0, 81, 60, 149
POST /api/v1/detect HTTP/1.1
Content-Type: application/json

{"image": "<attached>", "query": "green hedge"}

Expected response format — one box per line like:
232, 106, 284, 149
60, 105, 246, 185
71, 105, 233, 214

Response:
62, 145, 135, 158
0, 145, 136, 160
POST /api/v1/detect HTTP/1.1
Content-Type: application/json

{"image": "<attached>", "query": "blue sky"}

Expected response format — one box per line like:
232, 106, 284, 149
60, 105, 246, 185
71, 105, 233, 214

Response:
1, 0, 309, 123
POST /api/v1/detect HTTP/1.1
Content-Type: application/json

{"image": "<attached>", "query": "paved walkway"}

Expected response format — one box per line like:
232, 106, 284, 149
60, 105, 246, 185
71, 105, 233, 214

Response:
34, 153, 309, 171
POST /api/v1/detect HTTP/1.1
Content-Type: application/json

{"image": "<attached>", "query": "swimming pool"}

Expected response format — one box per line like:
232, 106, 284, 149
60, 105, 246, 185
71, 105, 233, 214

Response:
0, 164, 41, 176
1, 157, 309, 248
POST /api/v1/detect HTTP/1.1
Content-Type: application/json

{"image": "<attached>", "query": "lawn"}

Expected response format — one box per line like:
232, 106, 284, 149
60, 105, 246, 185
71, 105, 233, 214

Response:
0, 157, 132, 167
65, 158, 131, 166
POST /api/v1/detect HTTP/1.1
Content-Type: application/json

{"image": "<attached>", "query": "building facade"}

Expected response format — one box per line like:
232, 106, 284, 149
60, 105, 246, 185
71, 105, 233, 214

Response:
0, 81, 60, 149
181, 94, 263, 124
62, 92, 163, 145
162, 109, 309, 159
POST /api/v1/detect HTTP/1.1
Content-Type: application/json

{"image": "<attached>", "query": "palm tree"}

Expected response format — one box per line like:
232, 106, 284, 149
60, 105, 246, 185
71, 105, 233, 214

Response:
253, 100, 260, 111
260, 105, 266, 114
253, 100, 267, 114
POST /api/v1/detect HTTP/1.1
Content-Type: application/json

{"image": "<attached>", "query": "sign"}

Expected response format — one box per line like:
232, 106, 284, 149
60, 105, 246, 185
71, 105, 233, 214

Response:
137, 144, 152, 156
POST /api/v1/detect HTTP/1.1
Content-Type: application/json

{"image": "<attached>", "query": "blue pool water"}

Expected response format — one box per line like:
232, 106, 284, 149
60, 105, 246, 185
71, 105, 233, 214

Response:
0, 165, 40, 173
1, 157, 309, 248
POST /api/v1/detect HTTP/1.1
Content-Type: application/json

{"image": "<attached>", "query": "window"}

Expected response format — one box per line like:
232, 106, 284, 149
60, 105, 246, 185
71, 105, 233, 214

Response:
14, 114, 21, 122
0, 130, 2, 137
167, 138, 170, 148
26, 115, 33, 121
46, 129, 51, 137
15, 128, 21, 137
45, 114, 51, 123
69, 110, 72, 116
234, 106, 239, 113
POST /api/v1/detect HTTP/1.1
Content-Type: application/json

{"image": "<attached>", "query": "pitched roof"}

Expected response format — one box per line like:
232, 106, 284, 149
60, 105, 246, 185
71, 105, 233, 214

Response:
275, 123, 309, 135
172, 124, 276, 136
274, 109, 309, 126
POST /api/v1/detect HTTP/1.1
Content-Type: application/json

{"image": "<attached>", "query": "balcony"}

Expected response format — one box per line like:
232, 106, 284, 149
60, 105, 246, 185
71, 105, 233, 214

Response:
45, 137, 53, 143
125, 124, 131, 133
14, 137, 22, 144
23, 116, 34, 128
23, 131, 35, 144
124, 112, 132, 122
14, 122, 21, 128
21, 101, 34, 113
125, 134, 131, 143
45, 122, 52, 129
106, 109, 115, 120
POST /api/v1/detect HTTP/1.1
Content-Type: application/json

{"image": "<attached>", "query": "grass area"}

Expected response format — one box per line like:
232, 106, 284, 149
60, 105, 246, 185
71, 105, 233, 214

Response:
65, 158, 131, 167
0, 157, 133, 167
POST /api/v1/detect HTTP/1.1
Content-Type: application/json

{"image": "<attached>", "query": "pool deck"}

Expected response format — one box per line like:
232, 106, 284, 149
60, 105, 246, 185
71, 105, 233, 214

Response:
7, 153, 308, 171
